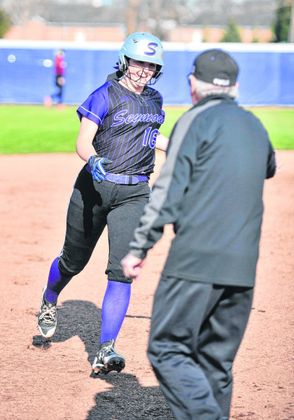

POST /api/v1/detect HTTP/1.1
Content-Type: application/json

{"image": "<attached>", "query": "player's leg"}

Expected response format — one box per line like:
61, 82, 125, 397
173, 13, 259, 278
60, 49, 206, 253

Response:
197, 285, 254, 419
147, 276, 224, 420
37, 256, 72, 339
92, 183, 150, 374
43, 257, 70, 304
50, 77, 58, 104
56, 78, 63, 105
91, 280, 131, 374
38, 167, 107, 338
45, 167, 107, 301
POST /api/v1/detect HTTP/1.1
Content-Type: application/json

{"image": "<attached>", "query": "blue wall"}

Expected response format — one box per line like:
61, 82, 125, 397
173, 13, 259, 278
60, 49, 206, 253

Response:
0, 42, 293, 106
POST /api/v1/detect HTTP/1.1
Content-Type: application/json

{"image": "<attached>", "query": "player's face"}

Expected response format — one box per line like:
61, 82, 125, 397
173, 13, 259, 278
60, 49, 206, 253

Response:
127, 59, 157, 86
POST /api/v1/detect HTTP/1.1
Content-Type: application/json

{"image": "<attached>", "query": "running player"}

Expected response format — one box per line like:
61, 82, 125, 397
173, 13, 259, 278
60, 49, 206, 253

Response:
37, 32, 166, 374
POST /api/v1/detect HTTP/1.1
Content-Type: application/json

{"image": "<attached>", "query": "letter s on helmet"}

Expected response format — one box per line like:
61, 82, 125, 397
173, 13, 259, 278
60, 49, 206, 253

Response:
118, 32, 164, 83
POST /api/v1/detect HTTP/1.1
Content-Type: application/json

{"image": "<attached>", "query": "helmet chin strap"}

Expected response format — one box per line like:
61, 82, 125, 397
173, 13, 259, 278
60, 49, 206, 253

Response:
125, 68, 149, 86
124, 67, 160, 86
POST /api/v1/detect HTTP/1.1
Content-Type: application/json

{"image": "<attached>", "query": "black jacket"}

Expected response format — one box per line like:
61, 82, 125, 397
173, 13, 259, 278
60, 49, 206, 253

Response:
129, 95, 276, 287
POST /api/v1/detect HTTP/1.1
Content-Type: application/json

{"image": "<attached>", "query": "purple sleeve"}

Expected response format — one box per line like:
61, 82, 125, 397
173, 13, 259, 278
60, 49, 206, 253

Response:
76, 82, 109, 125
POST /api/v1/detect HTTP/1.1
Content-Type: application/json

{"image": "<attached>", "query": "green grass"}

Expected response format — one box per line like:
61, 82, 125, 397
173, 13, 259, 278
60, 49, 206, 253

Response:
248, 108, 294, 150
0, 104, 293, 154
0, 105, 79, 154
162, 106, 294, 150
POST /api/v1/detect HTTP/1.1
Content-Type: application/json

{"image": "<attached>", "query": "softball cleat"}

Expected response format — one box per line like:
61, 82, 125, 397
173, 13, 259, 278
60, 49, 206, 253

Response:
37, 290, 57, 339
92, 340, 125, 374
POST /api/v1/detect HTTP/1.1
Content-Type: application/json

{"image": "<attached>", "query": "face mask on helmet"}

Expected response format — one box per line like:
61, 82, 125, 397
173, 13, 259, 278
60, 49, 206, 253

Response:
118, 32, 164, 84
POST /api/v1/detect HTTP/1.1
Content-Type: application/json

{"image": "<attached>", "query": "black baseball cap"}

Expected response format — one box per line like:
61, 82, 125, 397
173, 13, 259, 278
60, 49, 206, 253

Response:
191, 49, 239, 87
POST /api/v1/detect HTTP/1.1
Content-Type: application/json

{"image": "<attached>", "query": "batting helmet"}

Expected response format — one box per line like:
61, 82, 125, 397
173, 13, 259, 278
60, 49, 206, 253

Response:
118, 32, 164, 82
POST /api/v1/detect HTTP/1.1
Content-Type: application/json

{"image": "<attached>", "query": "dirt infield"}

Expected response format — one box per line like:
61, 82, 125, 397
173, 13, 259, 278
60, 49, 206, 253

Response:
0, 151, 293, 420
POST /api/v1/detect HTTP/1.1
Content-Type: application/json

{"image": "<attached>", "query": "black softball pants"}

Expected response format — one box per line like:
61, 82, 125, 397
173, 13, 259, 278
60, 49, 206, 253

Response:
147, 276, 254, 420
58, 166, 150, 283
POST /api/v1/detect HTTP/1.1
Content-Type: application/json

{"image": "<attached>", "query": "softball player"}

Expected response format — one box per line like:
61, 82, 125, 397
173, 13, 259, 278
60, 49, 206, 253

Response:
37, 32, 166, 374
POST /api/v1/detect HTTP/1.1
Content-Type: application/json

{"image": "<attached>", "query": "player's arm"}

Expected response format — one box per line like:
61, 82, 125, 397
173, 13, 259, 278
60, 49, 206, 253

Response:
76, 116, 112, 182
76, 86, 108, 162
76, 117, 98, 162
155, 133, 169, 152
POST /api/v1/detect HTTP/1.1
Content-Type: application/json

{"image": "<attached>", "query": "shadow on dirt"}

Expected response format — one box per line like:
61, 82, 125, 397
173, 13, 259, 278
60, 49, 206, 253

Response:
32, 299, 151, 363
32, 299, 101, 363
32, 300, 172, 418
87, 372, 174, 419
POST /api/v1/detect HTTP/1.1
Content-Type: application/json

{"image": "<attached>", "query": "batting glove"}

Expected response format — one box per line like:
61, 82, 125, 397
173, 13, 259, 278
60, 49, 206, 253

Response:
88, 155, 112, 182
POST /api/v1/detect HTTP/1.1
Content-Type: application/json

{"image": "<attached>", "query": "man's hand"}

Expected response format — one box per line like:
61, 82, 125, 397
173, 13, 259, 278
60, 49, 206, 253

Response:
88, 155, 112, 182
121, 253, 145, 280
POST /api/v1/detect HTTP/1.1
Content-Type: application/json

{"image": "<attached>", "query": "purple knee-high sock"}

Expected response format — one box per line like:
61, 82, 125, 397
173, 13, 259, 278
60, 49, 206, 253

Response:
44, 257, 71, 304
100, 279, 131, 344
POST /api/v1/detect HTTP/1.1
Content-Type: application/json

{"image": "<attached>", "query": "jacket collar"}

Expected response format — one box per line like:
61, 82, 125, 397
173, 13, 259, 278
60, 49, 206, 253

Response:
195, 94, 236, 107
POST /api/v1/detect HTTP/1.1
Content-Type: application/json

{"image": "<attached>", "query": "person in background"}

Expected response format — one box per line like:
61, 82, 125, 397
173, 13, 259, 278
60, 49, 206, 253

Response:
122, 49, 276, 419
44, 49, 66, 107
37, 32, 168, 375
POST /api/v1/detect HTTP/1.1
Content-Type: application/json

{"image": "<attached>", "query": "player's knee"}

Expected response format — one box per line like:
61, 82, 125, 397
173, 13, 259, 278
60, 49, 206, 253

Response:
58, 256, 84, 277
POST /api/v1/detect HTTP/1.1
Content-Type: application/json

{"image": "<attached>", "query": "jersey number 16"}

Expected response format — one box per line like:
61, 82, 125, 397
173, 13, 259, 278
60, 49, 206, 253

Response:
142, 127, 158, 149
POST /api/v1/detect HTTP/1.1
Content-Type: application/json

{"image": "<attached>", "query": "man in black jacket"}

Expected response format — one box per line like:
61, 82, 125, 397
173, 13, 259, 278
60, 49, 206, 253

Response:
121, 49, 276, 420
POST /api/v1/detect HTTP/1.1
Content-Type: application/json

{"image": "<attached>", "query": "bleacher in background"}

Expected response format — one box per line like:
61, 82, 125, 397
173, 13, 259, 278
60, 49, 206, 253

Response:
0, 40, 293, 106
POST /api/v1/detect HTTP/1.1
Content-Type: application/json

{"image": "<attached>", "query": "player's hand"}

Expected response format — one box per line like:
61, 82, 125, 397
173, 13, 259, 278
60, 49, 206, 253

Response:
88, 155, 112, 182
121, 253, 145, 280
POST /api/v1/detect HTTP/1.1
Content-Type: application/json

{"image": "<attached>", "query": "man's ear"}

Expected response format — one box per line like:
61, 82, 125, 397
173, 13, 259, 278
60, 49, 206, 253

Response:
189, 75, 199, 105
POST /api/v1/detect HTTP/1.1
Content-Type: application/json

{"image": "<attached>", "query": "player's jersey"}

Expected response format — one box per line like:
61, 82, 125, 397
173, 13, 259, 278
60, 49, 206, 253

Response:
77, 80, 165, 176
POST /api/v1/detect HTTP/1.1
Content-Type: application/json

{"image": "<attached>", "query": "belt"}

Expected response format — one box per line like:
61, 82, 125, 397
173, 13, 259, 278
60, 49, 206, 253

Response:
104, 173, 149, 185
86, 165, 148, 185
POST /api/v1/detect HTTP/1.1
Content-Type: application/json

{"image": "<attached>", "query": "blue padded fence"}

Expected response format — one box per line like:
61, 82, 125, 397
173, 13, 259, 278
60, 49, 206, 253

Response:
0, 41, 293, 106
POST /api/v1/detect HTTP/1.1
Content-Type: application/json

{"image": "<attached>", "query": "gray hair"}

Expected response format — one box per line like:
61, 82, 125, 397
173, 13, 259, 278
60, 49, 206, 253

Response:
194, 77, 238, 99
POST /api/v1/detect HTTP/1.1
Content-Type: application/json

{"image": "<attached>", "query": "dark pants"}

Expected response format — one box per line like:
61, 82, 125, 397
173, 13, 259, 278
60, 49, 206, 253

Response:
58, 166, 150, 282
51, 75, 64, 104
147, 276, 254, 420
